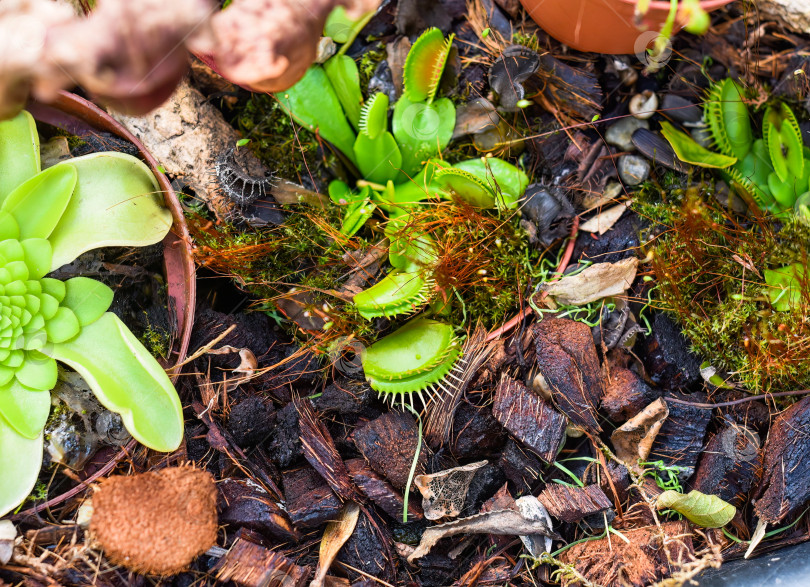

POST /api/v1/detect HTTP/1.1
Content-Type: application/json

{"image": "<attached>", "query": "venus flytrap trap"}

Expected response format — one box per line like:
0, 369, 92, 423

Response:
0, 111, 182, 517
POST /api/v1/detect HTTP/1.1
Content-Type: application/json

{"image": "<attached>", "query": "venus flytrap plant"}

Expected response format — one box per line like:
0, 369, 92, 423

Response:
0, 110, 182, 517
662, 78, 810, 221
275, 27, 533, 407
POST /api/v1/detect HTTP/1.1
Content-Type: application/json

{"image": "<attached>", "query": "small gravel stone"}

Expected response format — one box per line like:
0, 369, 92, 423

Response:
605, 118, 649, 152
618, 154, 651, 185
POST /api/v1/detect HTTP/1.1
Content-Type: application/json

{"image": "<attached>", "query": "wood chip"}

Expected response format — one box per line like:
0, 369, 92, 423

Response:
537, 484, 613, 523
213, 538, 311, 587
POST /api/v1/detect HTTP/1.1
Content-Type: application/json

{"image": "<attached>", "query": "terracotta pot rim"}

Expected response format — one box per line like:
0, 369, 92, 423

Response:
26, 91, 196, 376
615, 0, 734, 10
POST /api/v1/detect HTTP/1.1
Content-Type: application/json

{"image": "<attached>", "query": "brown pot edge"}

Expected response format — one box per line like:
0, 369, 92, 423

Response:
29, 91, 196, 377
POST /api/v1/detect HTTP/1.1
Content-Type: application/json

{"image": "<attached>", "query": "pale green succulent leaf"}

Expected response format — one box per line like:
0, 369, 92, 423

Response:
656, 489, 736, 528
1, 164, 76, 239
0, 211, 20, 241
61, 277, 114, 326
0, 414, 43, 517
20, 238, 52, 279
0, 110, 40, 204
45, 312, 183, 452
0, 379, 51, 439
14, 352, 57, 394
48, 153, 172, 270
45, 306, 80, 343
38, 292, 59, 321
40, 278, 66, 302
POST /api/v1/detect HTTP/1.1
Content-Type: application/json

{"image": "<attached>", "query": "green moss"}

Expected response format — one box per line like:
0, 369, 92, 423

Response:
139, 319, 172, 359
232, 93, 330, 185
357, 43, 386, 91
636, 185, 810, 394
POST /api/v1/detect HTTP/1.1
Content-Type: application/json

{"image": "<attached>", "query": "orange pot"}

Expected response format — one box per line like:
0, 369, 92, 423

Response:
518, 0, 734, 54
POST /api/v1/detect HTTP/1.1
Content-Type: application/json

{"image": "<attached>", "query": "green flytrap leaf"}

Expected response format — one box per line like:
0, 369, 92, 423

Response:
656, 489, 736, 528
276, 66, 358, 166
660, 121, 736, 168
354, 94, 402, 184
324, 55, 363, 131
0, 110, 180, 517
354, 269, 434, 319
392, 95, 455, 177
764, 102, 804, 183
361, 317, 462, 403
706, 79, 752, 160
764, 262, 806, 312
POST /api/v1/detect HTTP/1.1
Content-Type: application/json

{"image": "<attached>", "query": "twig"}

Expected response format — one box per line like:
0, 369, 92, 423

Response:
665, 389, 810, 409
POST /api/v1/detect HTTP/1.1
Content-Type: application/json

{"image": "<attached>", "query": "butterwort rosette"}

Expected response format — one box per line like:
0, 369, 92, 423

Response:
0, 110, 182, 516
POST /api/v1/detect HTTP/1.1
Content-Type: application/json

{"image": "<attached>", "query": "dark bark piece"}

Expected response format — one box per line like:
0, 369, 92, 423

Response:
572, 213, 642, 264
212, 538, 310, 587
498, 439, 545, 493
351, 412, 428, 490
584, 459, 631, 505
648, 394, 711, 477
219, 479, 299, 543
296, 399, 363, 503
312, 378, 372, 416
712, 389, 771, 431
336, 510, 396, 584
601, 367, 662, 423
266, 402, 302, 468
464, 462, 507, 514
451, 401, 507, 459
754, 396, 810, 524
227, 395, 276, 447
537, 484, 613, 524
561, 522, 693, 587
533, 318, 604, 434
639, 313, 701, 390
492, 375, 567, 463
345, 458, 423, 521
692, 423, 761, 508
282, 468, 343, 529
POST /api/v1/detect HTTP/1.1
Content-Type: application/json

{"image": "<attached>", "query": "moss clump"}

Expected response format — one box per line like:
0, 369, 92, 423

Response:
139, 319, 172, 359
636, 182, 810, 393
357, 43, 386, 90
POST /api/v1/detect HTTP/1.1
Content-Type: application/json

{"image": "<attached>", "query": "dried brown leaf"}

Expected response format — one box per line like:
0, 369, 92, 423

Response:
611, 398, 669, 468
310, 502, 360, 587
407, 508, 557, 563
539, 257, 638, 306
414, 461, 487, 520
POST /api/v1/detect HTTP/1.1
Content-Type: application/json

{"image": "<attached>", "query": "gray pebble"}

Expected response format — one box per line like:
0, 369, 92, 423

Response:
605, 117, 649, 152
618, 154, 651, 185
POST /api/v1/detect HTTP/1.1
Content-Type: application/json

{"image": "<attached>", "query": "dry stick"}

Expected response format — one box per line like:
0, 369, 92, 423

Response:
665, 389, 810, 409
485, 216, 581, 342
